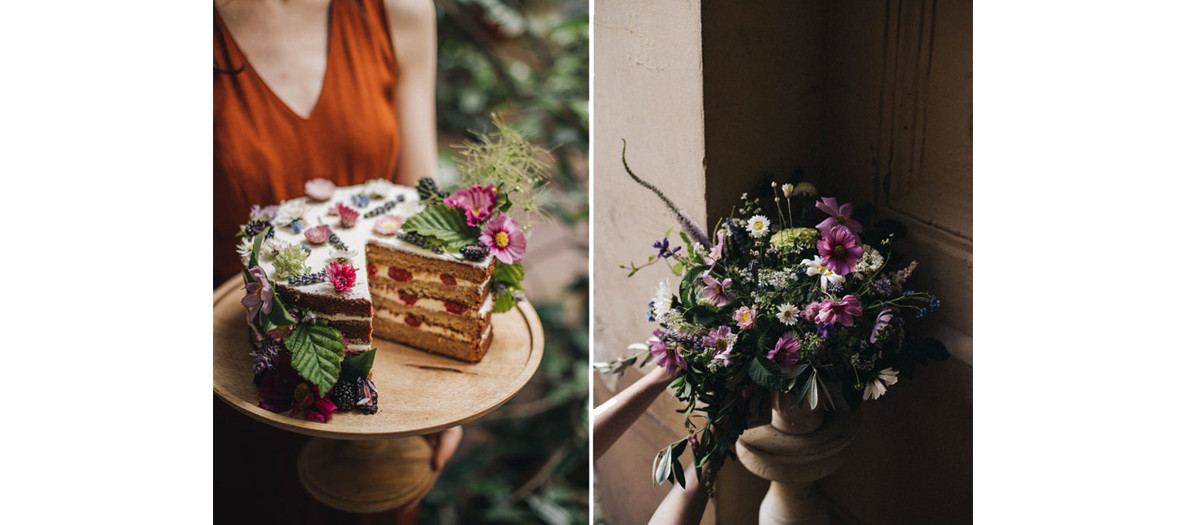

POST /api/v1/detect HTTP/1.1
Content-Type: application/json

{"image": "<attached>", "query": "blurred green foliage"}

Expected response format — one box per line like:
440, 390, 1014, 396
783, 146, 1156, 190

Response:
421, 1, 588, 523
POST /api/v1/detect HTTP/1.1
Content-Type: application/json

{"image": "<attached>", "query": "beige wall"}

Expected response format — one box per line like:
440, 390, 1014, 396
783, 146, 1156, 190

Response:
592, 0, 714, 523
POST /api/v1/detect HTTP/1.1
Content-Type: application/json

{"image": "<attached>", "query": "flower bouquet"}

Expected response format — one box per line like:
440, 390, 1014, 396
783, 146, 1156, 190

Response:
597, 143, 949, 490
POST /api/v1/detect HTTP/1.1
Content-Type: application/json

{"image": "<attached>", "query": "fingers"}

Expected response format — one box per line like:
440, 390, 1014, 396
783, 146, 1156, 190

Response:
430, 426, 463, 471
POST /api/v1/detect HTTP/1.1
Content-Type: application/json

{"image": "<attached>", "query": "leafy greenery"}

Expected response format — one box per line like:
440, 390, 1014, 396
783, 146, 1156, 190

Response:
284, 320, 345, 395
401, 204, 481, 250
339, 348, 376, 382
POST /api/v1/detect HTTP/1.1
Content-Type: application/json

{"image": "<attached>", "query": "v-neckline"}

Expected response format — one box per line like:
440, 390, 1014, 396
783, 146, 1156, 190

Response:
215, 2, 336, 121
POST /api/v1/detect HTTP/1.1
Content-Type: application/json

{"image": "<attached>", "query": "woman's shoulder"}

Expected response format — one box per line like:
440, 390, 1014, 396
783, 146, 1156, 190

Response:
383, 0, 434, 26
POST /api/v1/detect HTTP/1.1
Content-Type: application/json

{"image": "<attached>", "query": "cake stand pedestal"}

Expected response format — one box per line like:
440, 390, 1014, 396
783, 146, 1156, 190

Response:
213, 278, 545, 513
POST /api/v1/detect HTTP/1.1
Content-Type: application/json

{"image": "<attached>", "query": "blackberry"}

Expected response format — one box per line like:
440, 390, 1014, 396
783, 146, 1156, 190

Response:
460, 244, 489, 262
244, 220, 275, 239
354, 378, 379, 415
329, 381, 360, 411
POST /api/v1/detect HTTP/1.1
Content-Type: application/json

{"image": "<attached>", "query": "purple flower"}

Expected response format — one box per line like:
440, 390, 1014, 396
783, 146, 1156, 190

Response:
703, 326, 736, 366
249, 204, 279, 222
306, 397, 338, 423
816, 323, 836, 339
704, 229, 725, 266
815, 294, 863, 327
700, 273, 735, 307
733, 305, 757, 330
240, 266, 273, 322
801, 302, 821, 322
814, 197, 863, 234
767, 335, 801, 367
652, 237, 681, 259
871, 308, 895, 345
650, 339, 687, 376
817, 226, 864, 276
444, 184, 498, 226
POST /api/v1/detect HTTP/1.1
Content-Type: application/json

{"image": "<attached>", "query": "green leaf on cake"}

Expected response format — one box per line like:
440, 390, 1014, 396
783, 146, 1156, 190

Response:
492, 289, 518, 314
401, 204, 480, 250
340, 348, 377, 381
284, 320, 345, 395
247, 227, 269, 268
492, 262, 524, 288
260, 295, 298, 332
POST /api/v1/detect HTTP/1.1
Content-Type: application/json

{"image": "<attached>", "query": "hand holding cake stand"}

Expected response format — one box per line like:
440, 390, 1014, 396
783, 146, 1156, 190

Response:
213, 279, 544, 513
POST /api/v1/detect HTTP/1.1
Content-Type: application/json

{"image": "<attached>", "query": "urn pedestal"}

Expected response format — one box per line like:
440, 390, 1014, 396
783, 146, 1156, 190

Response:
736, 392, 861, 525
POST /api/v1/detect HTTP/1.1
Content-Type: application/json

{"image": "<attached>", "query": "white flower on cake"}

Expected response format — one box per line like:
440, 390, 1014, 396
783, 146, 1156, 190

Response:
801, 256, 846, 292
363, 179, 395, 199
650, 280, 674, 323
263, 238, 291, 258
328, 248, 359, 262
236, 237, 253, 259
746, 215, 771, 239
275, 201, 310, 226
776, 303, 800, 325
862, 368, 899, 400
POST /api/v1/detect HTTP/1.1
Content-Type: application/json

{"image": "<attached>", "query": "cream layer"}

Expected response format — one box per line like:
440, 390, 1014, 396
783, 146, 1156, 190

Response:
374, 309, 490, 342
370, 288, 494, 317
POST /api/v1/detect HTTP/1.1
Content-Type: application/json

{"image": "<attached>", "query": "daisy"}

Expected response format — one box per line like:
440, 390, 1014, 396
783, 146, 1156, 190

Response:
863, 368, 900, 400
776, 303, 800, 325
650, 280, 674, 323
236, 237, 254, 259
746, 214, 771, 239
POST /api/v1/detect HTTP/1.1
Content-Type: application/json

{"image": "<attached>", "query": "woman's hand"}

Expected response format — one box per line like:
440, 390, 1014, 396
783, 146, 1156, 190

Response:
424, 425, 463, 471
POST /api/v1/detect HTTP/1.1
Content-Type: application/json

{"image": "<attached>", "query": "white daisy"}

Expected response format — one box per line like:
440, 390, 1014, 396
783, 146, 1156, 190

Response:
650, 280, 674, 323
275, 201, 310, 227
236, 237, 253, 259
862, 368, 900, 400
802, 256, 846, 292
363, 179, 395, 199
746, 214, 771, 239
328, 248, 359, 263
776, 303, 800, 325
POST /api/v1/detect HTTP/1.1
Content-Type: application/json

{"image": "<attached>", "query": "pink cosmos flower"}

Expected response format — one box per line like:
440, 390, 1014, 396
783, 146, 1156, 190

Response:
304, 225, 331, 245
651, 339, 687, 376
815, 197, 863, 234
801, 302, 822, 322
305, 178, 336, 201
335, 203, 359, 228
871, 308, 895, 345
372, 214, 405, 236
703, 325, 736, 366
733, 305, 757, 330
326, 261, 358, 293
704, 229, 725, 266
241, 265, 273, 322
700, 273, 735, 307
815, 295, 863, 327
767, 335, 801, 367
479, 212, 527, 263
817, 226, 864, 276
445, 184, 499, 226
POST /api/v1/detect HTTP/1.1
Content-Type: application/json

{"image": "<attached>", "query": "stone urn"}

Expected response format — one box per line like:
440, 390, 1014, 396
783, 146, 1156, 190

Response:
736, 390, 861, 525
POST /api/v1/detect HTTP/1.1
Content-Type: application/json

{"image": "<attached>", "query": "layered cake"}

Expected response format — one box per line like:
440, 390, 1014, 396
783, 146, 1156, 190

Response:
237, 177, 529, 421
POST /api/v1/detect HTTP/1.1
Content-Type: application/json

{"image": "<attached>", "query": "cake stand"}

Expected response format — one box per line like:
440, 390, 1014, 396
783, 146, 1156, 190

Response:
212, 278, 544, 513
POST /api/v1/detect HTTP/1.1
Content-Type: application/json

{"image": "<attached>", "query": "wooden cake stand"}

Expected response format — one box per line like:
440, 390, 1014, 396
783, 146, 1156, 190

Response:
213, 279, 544, 513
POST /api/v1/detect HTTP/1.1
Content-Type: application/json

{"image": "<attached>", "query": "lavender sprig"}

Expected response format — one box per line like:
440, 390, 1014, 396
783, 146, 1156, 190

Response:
622, 139, 711, 248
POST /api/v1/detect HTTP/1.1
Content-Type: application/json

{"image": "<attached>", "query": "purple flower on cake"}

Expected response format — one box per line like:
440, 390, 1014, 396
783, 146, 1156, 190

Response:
479, 212, 527, 264
700, 273, 735, 307
304, 225, 331, 245
767, 335, 801, 367
814, 197, 863, 234
372, 214, 405, 236
650, 339, 687, 376
306, 397, 338, 423
445, 184, 498, 226
249, 204, 279, 222
326, 261, 358, 293
241, 266, 273, 322
814, 294, 863, 327
816, 226, 863, 276
335, 203, 359, 228
733, 305, 757, 330
305, 178, 336, 201
257, 352, 299, 413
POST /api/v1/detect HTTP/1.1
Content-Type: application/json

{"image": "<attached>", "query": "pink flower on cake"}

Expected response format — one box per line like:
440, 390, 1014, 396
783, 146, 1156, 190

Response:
241, 266, 273, 322
767, 335, 801, 367
814, 295, 863, 327
814, 197, 863, 234
304, 225, 331, 245
335, 203, 359, 228
445, 184, 498, 226
479, 212, 526, 264
372, 214, 405, 236
816, 226, 864, 276
326, 261, 358, 293
306, 397, 338, 423
733, 305, 757, 330
305, 178, 336, 201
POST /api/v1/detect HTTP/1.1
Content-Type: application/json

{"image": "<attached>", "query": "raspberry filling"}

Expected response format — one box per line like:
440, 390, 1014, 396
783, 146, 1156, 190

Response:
444, 301, 466, 315
440, 274, 457, 286
398, 291, 419, 307
387, 266, 412, 282
366, 263, 377, 279
404, 314, 422, 328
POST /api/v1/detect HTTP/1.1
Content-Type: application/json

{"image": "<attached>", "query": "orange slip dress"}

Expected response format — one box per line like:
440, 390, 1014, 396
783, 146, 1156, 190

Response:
214, 0, 401, 285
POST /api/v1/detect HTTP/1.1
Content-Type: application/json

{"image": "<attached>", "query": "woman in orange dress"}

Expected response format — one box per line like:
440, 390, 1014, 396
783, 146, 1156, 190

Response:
214, 1, 458, 520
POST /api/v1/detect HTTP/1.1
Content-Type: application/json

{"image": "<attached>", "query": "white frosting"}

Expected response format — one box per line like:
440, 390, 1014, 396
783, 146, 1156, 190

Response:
242, 183, 490, 304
